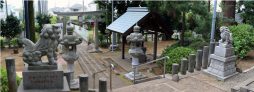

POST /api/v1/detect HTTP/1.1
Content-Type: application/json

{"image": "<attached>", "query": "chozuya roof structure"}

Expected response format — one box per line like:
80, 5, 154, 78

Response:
107, 7, 149, 34
107, 7, 173, 60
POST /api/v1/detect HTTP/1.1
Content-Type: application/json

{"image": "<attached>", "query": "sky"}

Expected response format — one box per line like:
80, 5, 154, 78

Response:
6, 0, 223, 12
6, 0, 94, 10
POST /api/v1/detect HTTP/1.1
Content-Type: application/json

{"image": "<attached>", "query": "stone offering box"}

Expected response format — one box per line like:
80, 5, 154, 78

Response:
18, 65, 70, 92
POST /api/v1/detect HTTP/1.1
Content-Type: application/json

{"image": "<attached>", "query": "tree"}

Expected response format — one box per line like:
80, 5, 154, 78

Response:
96, 1, 146, 26
222, 0, 236, 19
238, 1, 254, 26
36, 14, 51, 32
146, 1, 210, 45
0, 0, 3, 9
221, 0, 236, 25
1, 14, 22, 47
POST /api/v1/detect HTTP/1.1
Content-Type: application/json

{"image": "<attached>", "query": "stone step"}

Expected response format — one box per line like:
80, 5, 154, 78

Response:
135, 76, 162, 84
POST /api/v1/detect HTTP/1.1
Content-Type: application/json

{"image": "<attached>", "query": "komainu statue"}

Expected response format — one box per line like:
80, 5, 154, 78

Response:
22, 24, 61, 66
219, 26, 233, 45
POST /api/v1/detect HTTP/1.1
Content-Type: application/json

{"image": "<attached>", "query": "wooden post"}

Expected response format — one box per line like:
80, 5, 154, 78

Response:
153, 32, 158, 60
141, 30, 144, 47
5, 57, 17, 92
122, 35, 125, 59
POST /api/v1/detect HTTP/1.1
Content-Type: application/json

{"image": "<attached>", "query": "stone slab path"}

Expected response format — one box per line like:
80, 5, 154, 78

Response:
113, 68, 254, 92
113, 73, 226, 92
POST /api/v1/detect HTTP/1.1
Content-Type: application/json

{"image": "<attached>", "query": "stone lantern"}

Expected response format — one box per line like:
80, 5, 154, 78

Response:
60, 26, 82, 89
125, 25, 145, 80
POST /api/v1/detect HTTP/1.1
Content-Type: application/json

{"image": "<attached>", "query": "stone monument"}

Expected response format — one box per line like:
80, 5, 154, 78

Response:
18, 24, 70, 92
124, 25, 145, 80
60, 26, 82, 89
204, 26, 238, 80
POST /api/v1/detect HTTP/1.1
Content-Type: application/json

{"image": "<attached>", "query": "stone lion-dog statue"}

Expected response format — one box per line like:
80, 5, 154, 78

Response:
22, 24, 61, 66
219, 26, 233, 45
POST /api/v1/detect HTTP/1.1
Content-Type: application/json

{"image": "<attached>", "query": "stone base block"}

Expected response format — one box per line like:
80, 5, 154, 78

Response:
22, 68, 63, 89
124, 72, 145, 80
70, 79, 79, 90
209, 58, 236, 72
205, 54, 238, 80
214, 46, 234, 57
203, 69, 238, 81
210, 54, 237, 63
18, 77, 70, 92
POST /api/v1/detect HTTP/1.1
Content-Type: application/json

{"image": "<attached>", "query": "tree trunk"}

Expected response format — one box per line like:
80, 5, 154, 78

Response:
222, 0, 236, 19
180, 12, 185, 46
28, 0, 35, 42
24, 0, 35, 42
208, 0, 210, 12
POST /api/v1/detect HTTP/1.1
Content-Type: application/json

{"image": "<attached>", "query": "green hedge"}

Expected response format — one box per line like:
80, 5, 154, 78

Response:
0, 68, 21, 92
160, 46, 194, 73
229, 24, 254, 59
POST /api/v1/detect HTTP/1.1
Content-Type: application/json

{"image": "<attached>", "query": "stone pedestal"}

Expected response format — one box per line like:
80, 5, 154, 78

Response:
109, 44, 118, 51
124, 57, 145, 80
18, 67, 70, 92
204, 43, 238, 80
124, 71, 144, 80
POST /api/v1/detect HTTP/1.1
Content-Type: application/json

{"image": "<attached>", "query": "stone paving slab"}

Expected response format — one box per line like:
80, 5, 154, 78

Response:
113, 76, 226, 92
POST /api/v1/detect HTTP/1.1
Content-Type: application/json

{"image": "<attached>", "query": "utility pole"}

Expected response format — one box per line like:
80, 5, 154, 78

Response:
82, 0, 84, 12
210, 0, 217, 42
110, 0, 117, 51
5, 0, 7, 16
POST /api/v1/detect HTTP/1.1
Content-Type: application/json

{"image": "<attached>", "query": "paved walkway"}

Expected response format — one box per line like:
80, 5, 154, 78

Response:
113, 72, 226, 92
113, 68, 254, 92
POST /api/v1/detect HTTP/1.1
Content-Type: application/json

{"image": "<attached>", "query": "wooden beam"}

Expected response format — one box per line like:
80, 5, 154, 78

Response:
153, 32, 158, 60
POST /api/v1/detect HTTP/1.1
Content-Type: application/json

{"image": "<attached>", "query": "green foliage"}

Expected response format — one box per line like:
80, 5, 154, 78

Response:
0, 0, 3, 9
36, 14, 51, 33
147, 1, 210, 31
188, 38, 209, 50
10, 38, 18, 47
0, 37, 5, 48
95, 1, 146, 25
0, 67, 21, 92
1, 14, 22, 39
50, 16, 57, 24
98, 32, 109, 48
161, 46, 194, 73
192, 14, 212, 40
238, 1, 254, 26
229, 24, 254, 59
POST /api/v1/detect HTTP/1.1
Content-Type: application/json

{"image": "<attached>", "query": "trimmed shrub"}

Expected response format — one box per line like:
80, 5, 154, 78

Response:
188, 37, 209, 50
229, 24, 254, 59
160, 46, 194, 73
0, 68, 21, 92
